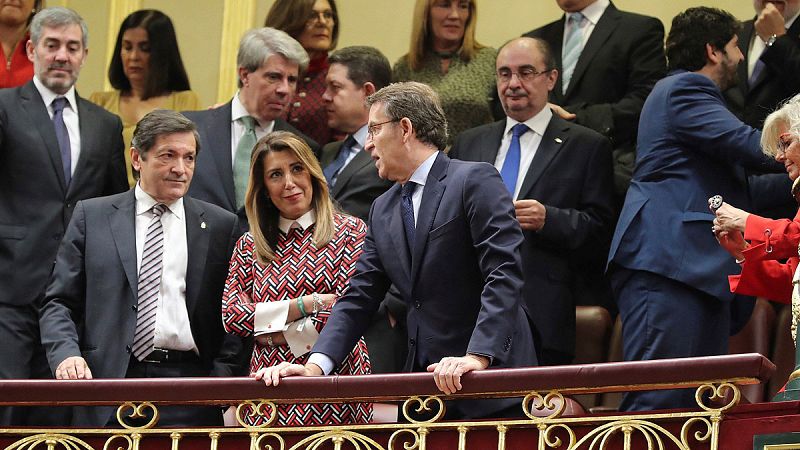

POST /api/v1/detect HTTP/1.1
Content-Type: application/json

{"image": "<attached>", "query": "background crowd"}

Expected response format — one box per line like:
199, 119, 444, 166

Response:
1, 0, 799, 428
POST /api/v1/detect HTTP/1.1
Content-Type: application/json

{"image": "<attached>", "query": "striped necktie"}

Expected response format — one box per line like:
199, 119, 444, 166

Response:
132, 203, 167, 361
561, 12, 586, 94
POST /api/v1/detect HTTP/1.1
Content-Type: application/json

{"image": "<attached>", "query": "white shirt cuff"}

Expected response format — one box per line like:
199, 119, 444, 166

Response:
308, 352, 335, 375
284, 316, 320, 357
254, 301, 290, 335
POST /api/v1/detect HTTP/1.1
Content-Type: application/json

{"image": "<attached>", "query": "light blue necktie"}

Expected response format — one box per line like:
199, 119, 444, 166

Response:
500, 123, 529, 197
233, 116, 257, 209
562, 12, 586, 94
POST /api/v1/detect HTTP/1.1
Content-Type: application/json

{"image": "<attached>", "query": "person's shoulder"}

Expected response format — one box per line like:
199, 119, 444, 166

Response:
185, 196, 237, 222
334, 212, 366, 234
88, 90, 117, 107
613, 6, 663, 26
522, 17, 561, 38
80, 190, 131, 210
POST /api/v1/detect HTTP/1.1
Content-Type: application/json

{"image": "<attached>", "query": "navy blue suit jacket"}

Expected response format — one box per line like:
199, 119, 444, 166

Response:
609, 71, 778, 301
314, 153, 536, 411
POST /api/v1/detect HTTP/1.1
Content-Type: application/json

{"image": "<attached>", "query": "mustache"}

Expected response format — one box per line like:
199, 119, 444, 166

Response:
47, 62, 72, 71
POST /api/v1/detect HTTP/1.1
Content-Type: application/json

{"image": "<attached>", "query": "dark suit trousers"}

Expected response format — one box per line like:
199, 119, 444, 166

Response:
103, 356, 223, 427
0, 303, 70, 426
610, 267, 730, 411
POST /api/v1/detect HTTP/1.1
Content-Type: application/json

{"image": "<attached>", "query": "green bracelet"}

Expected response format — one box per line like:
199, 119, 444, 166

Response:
297, 296, 308, 317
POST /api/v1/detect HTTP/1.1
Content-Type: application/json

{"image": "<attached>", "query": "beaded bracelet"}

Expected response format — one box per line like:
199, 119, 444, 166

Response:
311, 293, 324, 314
297, 296, 308, 317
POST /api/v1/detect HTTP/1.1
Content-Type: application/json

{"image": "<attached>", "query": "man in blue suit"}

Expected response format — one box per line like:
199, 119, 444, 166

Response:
257, 81, 538, 419
608, 7, 782, 411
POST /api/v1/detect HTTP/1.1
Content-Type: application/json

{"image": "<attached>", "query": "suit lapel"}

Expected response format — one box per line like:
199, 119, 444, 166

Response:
517, 116, 568, 198
565, 5, 620, 99
320, 141, 342, 168
109, 191, 138, 301
332, 148, 371, 197
739, 21, 754, 94
70, 94, 94, 196
20, 81, 67, 192
386, 185, 412, 279
207, 103, 237, 210
548, 19, 567, 102
183, 197, 208, 318
410, 152, 447, 284
479, 121, 506, 164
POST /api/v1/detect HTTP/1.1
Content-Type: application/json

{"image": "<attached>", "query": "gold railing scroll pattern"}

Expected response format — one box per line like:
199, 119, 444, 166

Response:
400, 395, 445, 424
235, 400, 278, 428
115, 401, 159, 429
4, 434, 93, 450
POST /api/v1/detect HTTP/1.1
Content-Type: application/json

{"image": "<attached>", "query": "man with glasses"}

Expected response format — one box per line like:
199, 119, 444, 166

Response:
450, 37, 615, 366
255, 81, 538, 420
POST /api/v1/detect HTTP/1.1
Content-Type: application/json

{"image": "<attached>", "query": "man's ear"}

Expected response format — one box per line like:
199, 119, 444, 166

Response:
399, 117, 413, 142
705, 43, 720, 64
130, 148, 142, 172
363, 82, 377, 96
238, 66, 250, 87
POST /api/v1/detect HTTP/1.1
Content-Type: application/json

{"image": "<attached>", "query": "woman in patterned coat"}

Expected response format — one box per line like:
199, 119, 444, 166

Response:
222, 131, 371, 426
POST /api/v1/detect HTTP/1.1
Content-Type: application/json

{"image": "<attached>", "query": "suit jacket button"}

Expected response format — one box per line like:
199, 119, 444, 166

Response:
125, 345, 132, 353
131, 304, 137, 311
414, 301, 421, 309
409, 339, 416, 346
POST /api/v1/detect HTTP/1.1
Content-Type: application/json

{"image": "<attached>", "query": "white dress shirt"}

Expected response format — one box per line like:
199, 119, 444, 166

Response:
230, 92, 275, 168
747, 9, 800, 79
33, 76, 81, 176
495, 107, 553, 200
253, 210, 322, 357
134, 184, 197, 353
562, 0, 610, 51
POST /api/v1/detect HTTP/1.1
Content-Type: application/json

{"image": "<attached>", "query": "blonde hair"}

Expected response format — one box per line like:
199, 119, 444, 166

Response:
245, 131, 336, 265
406, 0, 484, 71
761, 94, 800, 157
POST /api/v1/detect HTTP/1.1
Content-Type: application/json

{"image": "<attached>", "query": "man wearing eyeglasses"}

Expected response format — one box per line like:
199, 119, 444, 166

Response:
449, 37, 615, 366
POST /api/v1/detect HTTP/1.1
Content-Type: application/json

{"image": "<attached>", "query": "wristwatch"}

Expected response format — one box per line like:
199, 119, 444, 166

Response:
765, 33, 778, 47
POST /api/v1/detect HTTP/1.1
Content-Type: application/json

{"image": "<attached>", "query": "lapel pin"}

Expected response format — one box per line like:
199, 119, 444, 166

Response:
201, 221, 207, 229
555, 138, 563, 144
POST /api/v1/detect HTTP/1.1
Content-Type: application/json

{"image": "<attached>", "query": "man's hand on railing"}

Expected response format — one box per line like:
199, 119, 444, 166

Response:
252, 361, 322, 386
55, 356, 93, 380
427, 354, 489, 395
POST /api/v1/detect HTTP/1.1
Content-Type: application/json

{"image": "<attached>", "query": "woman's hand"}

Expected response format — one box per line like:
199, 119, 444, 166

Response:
251, 362, 322, 386
712, 202, 750, 234
714, 227, 748, 261
315, 293, 336, 309
255, 333, 286, 347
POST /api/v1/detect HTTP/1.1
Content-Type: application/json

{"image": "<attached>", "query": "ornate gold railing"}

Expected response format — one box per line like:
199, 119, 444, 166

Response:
0, 353, 778, 450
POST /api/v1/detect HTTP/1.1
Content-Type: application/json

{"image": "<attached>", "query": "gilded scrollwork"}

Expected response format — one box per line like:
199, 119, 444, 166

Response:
522, 391, 566, 420
235, 400, 278, 428
116, 401, 159, 429
289, 430, 384, 450
5, 434, 94, 450
252, 432, 285, 450
102, 434, 133, 450
400, 396, 445, 424
387, 428, 421, 450
695, 382, 740, 413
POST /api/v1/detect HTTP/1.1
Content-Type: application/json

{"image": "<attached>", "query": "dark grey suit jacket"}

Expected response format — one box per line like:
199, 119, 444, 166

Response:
320, 139, 392, 222
39, 191, 241, 426
184, 102, 320, 227
0, 80, 127, 307
450, 115, 615, 360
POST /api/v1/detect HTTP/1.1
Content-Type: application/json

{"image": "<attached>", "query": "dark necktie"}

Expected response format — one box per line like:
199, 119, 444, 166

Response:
401, 182, 417, 252
52, 97, 71, 185
132, 203, 167, 361
323, 135, 357, 187
500, 123, 530, 196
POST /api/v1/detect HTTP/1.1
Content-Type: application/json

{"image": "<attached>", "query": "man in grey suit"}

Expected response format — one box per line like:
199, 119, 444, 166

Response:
40, 110, 241, 427
319, 46, 400, 374
0, 7, 127, 425
185, 27, 319, 228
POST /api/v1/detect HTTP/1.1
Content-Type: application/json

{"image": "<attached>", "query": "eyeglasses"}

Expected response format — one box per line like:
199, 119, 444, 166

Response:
307, 10, 335, 24
496, 67, 553, 83
367, 119, 400, 139
778, 132, 797, 156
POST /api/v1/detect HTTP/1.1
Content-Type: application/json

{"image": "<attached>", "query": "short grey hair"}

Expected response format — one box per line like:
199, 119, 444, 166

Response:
366, 81, 448, 150
132, 110, 200, 158
762, 94, 800, 157
30, 7, 88, 49
236, 27, 309, 88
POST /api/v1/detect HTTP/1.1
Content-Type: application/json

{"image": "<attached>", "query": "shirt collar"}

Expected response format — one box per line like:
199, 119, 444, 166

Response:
134, 183, 184, 220
232, 91, 270, 129
567, 0, 609, 25
278, 209, 316, 234
786, 8, 800, 29
33, 75, 78, 113
407, 151, 439, 188
504, 106, 553, 138
351, 124, 368, 149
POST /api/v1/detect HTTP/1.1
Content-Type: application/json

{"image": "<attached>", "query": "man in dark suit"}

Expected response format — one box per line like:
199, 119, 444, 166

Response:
319, 46, 401, 374
524, 0, 665, 200
725, 0, 800, 129
608, 7, 782, 411
0, 7, 127, 426
185, 27, 319, 228
39, 110, 241, 427
257, 82, 538, 419
449, 37, 615, 366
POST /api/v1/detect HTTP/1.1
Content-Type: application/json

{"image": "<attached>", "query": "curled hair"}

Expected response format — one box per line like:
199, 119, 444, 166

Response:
131, 110, 199, 159
367, 81, 448, 150
407, 0, 484, 71
237, 27, 309, 88
666, 7, 740, 72
329, 46, 391, 90
762, 95, 800, 157
245, 131, 335, 264
30, 7, 88, 48
264, 0, 339, 50
107, 10, 191, 99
